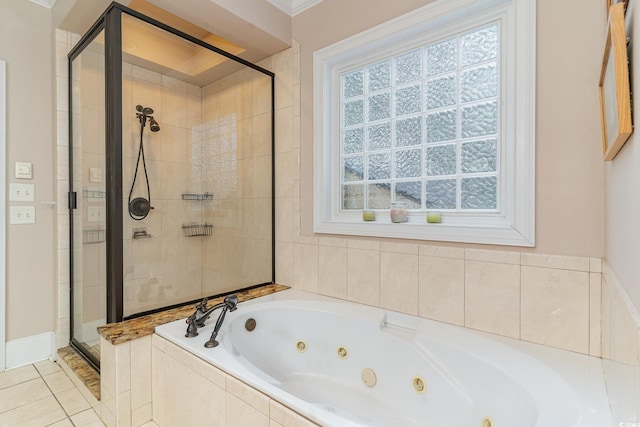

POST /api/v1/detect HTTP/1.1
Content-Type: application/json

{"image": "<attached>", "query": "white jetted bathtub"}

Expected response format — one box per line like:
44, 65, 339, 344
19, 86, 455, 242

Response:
154, 290, 611, 427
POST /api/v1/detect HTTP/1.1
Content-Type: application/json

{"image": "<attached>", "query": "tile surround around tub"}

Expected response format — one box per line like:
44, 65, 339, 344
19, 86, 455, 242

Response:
601, 262, 640, 424
152, 335, 319, 427
286, 240, 604, 355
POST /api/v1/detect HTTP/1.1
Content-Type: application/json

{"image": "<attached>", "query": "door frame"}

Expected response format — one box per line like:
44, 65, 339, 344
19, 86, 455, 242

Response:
1, 59, 7, 371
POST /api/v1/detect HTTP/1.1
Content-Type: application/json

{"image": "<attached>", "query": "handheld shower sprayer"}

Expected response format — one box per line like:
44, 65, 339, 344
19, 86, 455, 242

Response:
135, 105, 160, 132
129, 105, 160, 221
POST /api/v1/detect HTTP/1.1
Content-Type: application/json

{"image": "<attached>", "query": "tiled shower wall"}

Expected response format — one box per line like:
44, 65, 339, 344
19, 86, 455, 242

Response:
121, 63, 207, 316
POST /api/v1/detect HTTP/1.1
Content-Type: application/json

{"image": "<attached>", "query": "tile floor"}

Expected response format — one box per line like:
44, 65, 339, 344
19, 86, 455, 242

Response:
0, 359, 158, 427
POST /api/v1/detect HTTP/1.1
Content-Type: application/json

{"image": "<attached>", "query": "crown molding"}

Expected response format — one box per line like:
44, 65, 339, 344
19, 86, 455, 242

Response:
266, 0, 323, 16
30, 0, 57, 8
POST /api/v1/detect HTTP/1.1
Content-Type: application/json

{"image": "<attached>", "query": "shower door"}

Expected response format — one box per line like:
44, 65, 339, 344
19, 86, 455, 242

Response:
68, 27, 108, 369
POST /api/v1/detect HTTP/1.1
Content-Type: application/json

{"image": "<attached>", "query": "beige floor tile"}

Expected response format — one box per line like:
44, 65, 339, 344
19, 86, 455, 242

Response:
0, 365, 40, 390
43, 371, 75, 394
139, 422, 160, 427
55, 386, 91, 416
0, 378, 51, 413
34, 360, 62, 376
0, 395, 66, 426
70, 408, 105, 426
48, 419, 74, 427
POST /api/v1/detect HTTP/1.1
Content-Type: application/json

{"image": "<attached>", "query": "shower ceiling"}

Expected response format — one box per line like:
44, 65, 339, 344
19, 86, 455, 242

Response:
57, 0, 291, 84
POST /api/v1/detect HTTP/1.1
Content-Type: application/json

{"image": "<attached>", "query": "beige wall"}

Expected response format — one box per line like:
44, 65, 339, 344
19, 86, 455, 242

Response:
1, 0, 57, 341
293, 0, 606, 258
606, 1, 640, 311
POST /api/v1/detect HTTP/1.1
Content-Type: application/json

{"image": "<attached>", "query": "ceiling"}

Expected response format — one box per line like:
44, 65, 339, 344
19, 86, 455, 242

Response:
54, 0, 303, 85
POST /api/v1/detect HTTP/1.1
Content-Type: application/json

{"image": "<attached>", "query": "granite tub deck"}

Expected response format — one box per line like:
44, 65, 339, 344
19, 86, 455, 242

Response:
60, 284, 288, 404
97, 284, 289, 345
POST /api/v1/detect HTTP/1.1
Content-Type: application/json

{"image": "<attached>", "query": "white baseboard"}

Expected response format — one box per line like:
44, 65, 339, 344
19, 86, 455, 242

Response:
5, 332, 55, 370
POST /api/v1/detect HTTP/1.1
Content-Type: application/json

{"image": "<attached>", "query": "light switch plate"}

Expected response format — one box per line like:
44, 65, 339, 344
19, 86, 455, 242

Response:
10, 206, 35, 224
9, 183, 35, 201
15, 162, 33, 179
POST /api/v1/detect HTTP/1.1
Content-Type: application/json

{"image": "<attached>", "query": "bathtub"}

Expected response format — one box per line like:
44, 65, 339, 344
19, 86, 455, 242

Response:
154, 289, 611, 427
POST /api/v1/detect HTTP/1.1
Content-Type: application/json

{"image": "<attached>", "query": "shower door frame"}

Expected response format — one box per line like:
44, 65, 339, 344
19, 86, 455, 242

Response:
68, 2, 276, 370
68, 8, 117, 371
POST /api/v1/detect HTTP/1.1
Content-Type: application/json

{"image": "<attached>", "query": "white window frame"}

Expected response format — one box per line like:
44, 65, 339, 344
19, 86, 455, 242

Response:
313, 0, 535, 247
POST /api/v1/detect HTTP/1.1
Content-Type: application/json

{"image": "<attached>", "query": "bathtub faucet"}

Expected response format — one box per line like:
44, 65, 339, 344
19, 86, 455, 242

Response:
185, 294, 238, 339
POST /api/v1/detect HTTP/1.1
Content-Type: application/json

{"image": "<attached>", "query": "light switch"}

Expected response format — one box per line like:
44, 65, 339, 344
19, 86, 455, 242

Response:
9, 183, 35, 202
15, 162, 33, 179
10, 206, 35, 224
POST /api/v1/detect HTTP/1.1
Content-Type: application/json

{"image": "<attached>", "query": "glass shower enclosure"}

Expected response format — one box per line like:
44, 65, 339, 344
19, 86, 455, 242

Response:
67, 3, 274, 369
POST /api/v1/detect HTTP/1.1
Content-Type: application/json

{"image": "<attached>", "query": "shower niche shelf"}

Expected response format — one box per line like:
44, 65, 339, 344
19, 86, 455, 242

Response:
83, 229, 106, 244
133, 229, 152, 239
182, 223, 213, 237
181, 193, 213, 201
83, 189, 106, 199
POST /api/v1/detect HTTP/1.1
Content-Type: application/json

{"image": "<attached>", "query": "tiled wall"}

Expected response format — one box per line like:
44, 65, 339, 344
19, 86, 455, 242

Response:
601, 263, 640, 423
121, 63, 206, 315
100, 335, 152, 427
151, 335, 318, 427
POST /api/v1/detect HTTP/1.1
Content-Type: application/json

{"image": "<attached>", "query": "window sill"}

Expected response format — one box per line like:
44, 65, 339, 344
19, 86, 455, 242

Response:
314, 215, 534, 247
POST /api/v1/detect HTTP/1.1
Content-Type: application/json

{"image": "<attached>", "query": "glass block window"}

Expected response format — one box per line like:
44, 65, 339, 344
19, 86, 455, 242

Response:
340, 22, 500, 212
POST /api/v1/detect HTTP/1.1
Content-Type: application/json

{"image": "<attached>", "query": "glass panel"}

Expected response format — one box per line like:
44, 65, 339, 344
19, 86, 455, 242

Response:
368, 152, 391, 180
426, 179, 457, 209
368, 122, 391, 150
120, 13, 273, 317
368, 92, 391, 121
461, 24, 498, 67
426, 144, 457, 176
426, 75, 456, 110
368, 182, 391, 209
461, 101, 497, 138
395, 149, 422, 178
343, 70, 364, 98
343, 128, 364, 154
426, 38, 457, 76
395, 50, 422, 84
461, 64, 497, 103
343, 184, 364, 209
343, 156, 364, 181
461, 176, 497, 209
426, 109, 457, 143
395, 117, 422, 147
344, 100, 364, 126
72, 29, 106, 365
461, 139, 497, 173
368, 61, 391, 92
395, 181, 421, 208
395, 85, 422, 116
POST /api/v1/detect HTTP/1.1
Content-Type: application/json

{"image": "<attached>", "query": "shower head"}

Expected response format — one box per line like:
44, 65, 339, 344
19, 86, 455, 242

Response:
149, 117, 160, 132
136, 105, 154, 115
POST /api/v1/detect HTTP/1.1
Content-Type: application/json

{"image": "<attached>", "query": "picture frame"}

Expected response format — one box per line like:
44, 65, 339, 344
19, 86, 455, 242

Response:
599, 2, 633, 161
607, 0, 629, 14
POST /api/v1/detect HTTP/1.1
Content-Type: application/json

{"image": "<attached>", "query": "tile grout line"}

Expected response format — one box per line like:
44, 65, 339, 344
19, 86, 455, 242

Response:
35, 363, 75, 425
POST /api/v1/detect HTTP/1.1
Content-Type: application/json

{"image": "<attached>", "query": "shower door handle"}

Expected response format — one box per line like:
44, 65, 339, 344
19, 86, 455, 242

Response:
68, 191, 77, 210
